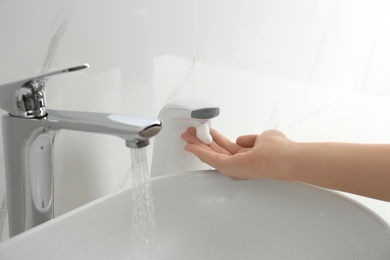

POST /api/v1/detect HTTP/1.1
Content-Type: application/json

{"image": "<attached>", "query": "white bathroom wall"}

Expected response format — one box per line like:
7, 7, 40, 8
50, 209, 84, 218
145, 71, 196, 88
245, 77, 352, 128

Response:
1, 0, 390, 241
195, 0, 390, 138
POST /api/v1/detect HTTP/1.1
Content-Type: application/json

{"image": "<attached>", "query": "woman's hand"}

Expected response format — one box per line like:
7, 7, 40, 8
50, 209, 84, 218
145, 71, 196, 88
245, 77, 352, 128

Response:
181, 127, 293, 180
183, 126, 390, 201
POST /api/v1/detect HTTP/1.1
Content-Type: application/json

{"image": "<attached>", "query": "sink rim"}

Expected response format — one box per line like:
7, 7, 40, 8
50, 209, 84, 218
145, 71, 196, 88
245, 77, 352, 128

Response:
152, 170, 390, 234
1, 170, 390, 255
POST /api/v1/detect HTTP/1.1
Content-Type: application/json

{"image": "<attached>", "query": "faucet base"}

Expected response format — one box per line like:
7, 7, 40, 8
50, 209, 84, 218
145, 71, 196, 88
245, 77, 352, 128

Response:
2, 115, 56, 237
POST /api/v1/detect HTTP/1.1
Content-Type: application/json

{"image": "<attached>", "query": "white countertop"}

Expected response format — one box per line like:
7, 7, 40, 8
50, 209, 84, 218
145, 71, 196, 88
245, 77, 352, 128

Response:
283, 93, 390, 226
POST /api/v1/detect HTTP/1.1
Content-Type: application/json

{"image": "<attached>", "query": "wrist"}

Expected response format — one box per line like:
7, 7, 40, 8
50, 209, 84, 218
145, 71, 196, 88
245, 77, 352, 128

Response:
273, 140, 302, 181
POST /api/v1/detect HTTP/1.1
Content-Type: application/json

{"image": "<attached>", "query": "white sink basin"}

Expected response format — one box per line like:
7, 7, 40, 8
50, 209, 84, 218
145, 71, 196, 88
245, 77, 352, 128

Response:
1, 171, 390, 259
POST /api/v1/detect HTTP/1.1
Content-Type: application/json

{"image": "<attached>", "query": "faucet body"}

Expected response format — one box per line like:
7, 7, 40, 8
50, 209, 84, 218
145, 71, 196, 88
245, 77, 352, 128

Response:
151, 98, 219, 178
3, 110, 161, 237
0, 64, 162, 237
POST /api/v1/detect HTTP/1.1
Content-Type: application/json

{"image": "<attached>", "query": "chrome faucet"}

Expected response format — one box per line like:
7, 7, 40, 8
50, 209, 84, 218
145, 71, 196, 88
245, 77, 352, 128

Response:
0, 64, 162, 237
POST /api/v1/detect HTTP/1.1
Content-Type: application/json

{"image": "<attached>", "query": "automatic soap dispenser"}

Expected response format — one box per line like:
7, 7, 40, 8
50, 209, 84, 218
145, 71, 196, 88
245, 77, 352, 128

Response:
151, 98, 220, 178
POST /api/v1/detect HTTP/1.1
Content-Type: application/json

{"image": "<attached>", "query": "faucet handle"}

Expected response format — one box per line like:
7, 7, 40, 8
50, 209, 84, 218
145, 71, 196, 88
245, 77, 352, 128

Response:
0, 63, 90, 118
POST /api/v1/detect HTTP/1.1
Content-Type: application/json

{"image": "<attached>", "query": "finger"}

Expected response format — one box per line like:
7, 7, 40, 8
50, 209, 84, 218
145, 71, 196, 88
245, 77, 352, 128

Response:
186, 126, 197, 136
185, 143, 254, 180
182, 130, 207, 146
209, 128, 242, 154
229, 176, 247, 181
184, 127, 231, 155
236, 134, 258, 148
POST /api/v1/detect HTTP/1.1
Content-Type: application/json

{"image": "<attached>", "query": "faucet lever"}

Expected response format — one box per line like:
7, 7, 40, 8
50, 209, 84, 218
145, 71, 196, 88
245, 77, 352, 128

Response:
0, 63, 90, 118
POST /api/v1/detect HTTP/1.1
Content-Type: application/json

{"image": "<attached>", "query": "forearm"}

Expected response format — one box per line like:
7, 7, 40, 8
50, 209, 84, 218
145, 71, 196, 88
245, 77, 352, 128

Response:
282, 142, 390, 201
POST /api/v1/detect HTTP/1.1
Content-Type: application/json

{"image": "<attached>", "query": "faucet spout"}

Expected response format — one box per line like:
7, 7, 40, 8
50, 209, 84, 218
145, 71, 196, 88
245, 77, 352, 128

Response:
46, 110, 162, 146
2, 109, 161, 237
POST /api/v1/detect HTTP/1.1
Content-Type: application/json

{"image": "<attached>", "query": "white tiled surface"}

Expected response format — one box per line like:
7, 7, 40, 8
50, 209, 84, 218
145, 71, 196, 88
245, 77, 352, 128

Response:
1, 0, 390, 241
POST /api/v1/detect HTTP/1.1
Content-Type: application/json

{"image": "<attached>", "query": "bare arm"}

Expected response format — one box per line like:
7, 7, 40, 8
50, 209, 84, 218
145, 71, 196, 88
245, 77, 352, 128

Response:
291, 141, 390, 201
181, 127, 390, 201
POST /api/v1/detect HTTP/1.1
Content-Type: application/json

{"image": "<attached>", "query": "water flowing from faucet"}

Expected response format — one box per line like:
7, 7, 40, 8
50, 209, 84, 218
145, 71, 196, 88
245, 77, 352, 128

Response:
131, 148, 157, 258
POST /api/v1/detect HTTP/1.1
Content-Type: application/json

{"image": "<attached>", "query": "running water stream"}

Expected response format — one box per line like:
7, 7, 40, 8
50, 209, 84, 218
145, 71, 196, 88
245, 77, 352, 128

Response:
131, 148, 157, 259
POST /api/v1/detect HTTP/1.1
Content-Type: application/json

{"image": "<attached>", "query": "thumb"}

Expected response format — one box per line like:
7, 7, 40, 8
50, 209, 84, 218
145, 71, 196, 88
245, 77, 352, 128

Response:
236, 134, 258, 148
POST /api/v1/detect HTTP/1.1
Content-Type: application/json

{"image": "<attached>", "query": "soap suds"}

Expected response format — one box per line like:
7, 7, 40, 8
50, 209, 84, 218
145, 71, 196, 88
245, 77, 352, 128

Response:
196, 123, 212, 144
